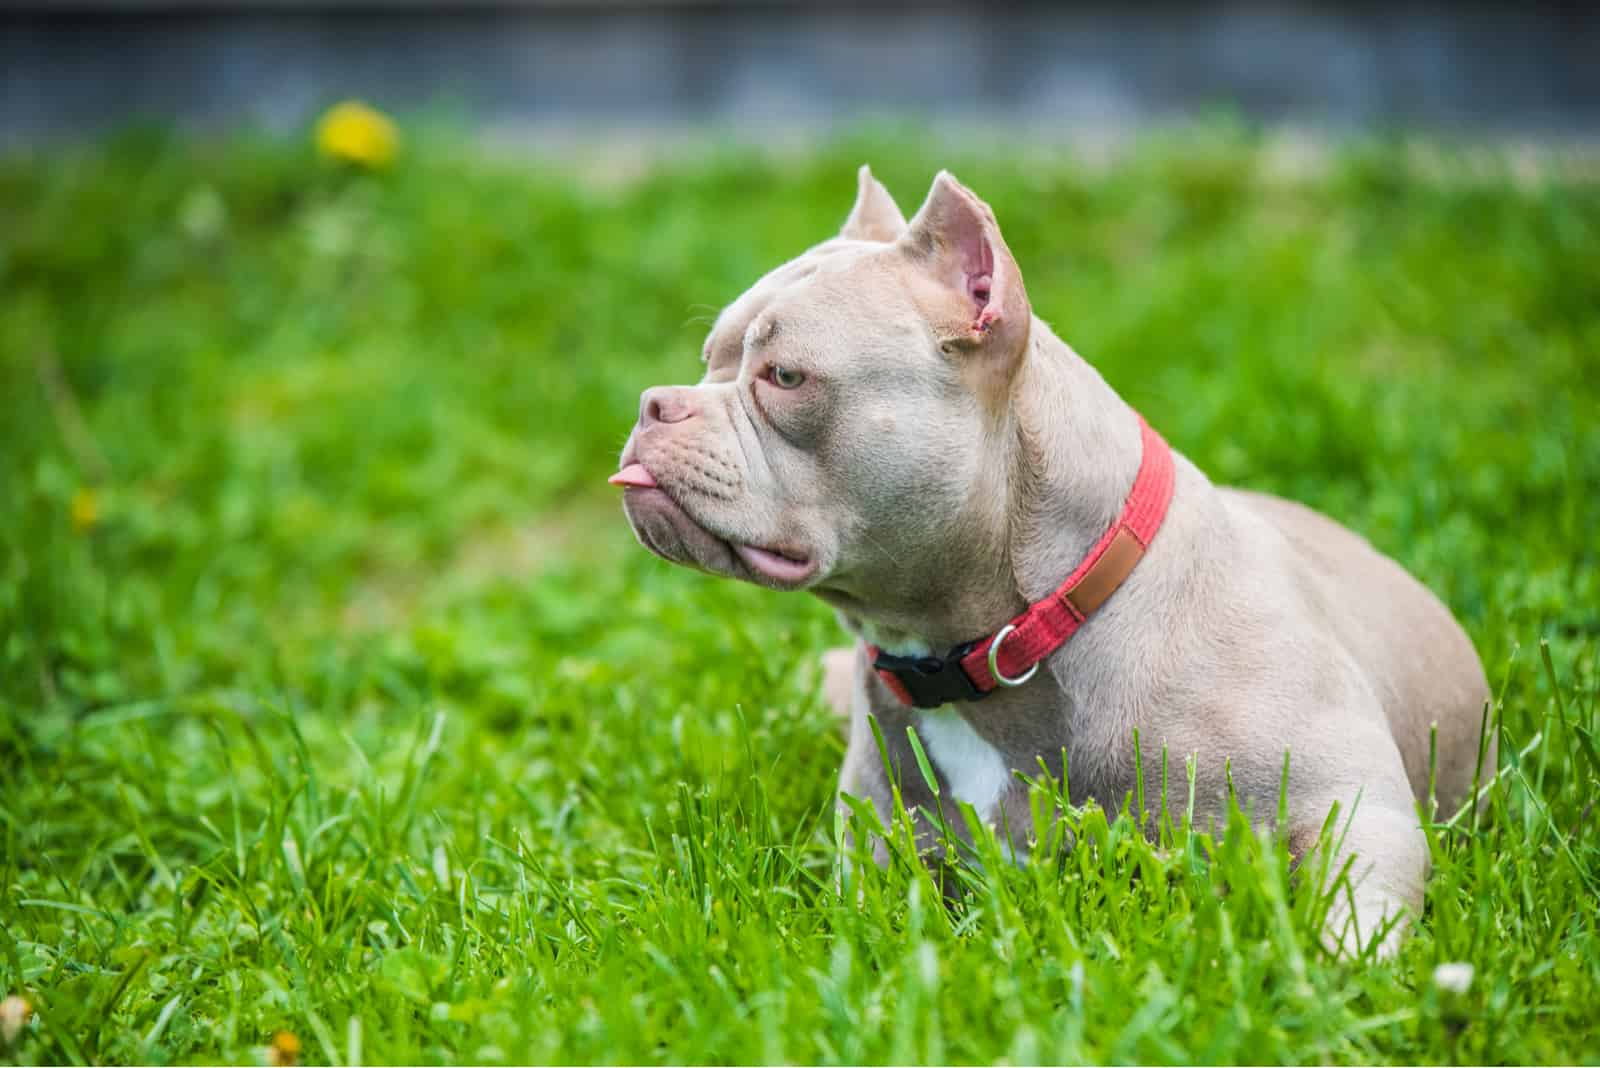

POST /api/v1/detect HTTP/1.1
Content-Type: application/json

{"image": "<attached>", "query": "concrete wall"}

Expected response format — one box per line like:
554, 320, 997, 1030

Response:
4, 3, 1598, 144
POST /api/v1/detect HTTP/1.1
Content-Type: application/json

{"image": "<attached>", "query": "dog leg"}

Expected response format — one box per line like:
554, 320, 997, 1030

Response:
1294, 784, 1428, 961
835, 643, 956, 876
821, 645, 856, 719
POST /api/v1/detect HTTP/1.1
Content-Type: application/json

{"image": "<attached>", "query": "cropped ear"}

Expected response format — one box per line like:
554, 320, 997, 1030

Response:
840, 164, 907, 243
900, 171, 1031, 377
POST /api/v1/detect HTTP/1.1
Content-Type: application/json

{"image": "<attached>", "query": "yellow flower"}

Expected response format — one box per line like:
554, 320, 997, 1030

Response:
315, 101, 399, 169
70, 488, 100, 533
268, 1030, 301, 1066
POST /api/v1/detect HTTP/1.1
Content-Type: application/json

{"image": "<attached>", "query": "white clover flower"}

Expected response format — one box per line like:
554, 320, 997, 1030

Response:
1433, 961, 1475, 995
0, 995, 30, 1045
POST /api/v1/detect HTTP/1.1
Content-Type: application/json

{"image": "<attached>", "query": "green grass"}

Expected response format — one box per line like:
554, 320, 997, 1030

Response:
2, 125, 1597, 1064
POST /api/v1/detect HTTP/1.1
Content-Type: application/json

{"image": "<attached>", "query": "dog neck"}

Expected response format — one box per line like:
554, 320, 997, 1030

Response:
840, 320, 1145, 660
1007, 323, 1145, 606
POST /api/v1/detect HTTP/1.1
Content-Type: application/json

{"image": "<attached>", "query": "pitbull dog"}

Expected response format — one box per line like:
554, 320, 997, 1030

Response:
612, 166, 1493, 958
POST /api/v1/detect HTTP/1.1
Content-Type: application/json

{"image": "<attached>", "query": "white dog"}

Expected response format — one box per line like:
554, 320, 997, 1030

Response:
613, 167, 1493, 957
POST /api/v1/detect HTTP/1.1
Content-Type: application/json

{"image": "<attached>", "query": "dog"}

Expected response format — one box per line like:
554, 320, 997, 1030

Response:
611, 166, 1493, 958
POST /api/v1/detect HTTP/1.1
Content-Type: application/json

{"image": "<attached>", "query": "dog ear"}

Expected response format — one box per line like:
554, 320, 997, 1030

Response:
900, 171, 1031, 377
840, 165, 907, 243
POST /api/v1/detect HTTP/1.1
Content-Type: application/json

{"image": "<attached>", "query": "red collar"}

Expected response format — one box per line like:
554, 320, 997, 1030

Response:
869, 416, 1175, 708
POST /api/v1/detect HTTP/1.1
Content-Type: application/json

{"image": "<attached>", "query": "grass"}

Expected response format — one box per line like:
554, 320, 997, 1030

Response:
1, 124, 1597, 1064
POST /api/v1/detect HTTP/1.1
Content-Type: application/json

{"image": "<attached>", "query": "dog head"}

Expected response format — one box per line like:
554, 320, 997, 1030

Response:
615, 168, 1033, 629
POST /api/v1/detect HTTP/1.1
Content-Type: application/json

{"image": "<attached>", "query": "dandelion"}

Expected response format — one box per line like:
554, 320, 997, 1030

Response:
0, 995, 31, 1045
315, 100, 399, 169
268, 1029, 302, 1067
1433, 960, 1475, 995
70, 488, 100, 533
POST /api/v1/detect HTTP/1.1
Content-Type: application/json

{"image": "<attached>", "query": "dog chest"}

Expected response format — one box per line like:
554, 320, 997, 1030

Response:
915, 708, 1011, 817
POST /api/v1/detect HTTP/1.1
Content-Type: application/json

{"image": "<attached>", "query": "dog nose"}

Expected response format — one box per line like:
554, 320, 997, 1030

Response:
640, 387, 696, 428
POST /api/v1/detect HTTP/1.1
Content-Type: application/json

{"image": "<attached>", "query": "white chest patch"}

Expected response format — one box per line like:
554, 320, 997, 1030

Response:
856, 620, 933, 659
915, 708, 1012, 817
854, 620, 1014, 821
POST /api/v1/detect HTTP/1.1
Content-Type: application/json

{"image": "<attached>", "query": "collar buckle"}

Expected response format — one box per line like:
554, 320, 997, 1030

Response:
871, 642, 984, 708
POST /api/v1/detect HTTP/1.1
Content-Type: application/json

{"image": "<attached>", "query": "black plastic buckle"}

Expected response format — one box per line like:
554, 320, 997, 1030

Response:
872, 642, 985, 708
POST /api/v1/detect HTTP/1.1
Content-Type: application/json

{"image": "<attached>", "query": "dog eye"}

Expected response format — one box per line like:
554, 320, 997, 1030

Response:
767, 366, 806, 389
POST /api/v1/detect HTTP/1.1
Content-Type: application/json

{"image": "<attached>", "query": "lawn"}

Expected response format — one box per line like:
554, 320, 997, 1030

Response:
1, 126, 1597, 1065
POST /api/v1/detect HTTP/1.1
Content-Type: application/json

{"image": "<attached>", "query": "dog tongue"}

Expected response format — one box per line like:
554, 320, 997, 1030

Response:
608, 463, 658, 489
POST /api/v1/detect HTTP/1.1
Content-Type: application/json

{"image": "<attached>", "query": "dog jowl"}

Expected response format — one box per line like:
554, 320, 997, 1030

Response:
612, 166, 1493, 959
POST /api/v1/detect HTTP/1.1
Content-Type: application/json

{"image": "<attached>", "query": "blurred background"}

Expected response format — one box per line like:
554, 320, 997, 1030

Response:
5, 1, 1599, 147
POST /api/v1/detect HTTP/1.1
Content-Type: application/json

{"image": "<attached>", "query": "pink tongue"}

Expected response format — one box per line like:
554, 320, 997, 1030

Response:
608, 463, 658, 489
734, 544, 814, 584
